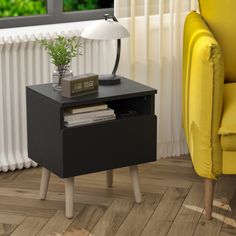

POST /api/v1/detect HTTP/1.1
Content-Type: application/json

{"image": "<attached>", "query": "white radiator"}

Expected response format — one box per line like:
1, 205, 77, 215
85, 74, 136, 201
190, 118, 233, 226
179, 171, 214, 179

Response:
0, 31, 115, 172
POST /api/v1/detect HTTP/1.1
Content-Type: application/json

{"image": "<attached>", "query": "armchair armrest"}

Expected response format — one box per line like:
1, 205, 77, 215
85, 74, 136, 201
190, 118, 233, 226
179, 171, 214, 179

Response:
182, 11, 224, 179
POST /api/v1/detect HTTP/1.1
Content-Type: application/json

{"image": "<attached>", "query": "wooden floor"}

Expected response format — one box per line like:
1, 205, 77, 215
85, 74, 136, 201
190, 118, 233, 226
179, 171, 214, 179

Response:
0, 157, 236, 236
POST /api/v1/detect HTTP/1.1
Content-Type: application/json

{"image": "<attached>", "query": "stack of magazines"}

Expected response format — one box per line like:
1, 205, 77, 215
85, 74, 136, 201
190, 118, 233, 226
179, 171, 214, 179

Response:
64, 103, 116, 127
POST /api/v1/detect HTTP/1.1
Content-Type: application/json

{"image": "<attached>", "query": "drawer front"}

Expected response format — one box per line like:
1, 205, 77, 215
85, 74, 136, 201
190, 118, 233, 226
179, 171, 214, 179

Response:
62, 115, 157, 177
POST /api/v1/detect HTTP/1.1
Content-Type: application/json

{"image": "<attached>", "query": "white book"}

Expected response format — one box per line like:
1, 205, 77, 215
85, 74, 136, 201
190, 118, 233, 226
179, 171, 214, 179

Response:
64, 119, 91, 127
64, 114, 116, 127
64, 108, 114, 122
66, 103, 108, 114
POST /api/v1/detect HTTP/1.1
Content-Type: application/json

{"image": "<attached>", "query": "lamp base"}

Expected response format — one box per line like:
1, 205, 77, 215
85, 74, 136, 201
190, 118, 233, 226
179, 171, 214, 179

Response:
99, 74, 121, 85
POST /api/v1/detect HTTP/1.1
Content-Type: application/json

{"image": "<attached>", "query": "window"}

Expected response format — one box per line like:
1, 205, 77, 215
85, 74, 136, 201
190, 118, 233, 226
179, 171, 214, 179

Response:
63, 0, 114, 12
0, 0, 114, 29
0, 0, 47, 17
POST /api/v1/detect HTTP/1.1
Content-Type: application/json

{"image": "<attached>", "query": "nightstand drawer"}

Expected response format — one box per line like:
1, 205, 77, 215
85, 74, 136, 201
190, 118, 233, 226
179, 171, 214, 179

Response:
62, 115, 157, 177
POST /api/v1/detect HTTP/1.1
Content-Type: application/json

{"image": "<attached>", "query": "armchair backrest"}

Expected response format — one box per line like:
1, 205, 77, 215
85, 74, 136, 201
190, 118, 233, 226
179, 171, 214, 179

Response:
199, 0, 236, 82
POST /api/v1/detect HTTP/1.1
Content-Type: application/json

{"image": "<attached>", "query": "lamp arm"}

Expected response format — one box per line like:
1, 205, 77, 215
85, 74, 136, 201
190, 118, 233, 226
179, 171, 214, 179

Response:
104, 14, 121, 76
112, 39, 121, 76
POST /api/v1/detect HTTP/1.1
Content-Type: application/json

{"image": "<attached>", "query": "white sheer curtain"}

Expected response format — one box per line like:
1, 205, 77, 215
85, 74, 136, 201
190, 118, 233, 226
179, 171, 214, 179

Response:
114, 0, 198, 158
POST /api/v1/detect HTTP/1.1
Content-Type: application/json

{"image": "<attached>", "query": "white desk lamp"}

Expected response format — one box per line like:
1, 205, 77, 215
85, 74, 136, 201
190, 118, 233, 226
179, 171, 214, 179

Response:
81, 14, 130, 85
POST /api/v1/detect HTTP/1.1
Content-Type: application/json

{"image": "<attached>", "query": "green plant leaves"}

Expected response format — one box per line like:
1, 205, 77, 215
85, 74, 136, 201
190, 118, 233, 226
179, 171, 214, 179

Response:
37, 35, 82, 67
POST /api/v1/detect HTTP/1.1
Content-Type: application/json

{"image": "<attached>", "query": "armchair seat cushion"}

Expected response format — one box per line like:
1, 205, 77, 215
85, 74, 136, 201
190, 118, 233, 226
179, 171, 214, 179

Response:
221, 135, 236, 151
219, 83, 236, 151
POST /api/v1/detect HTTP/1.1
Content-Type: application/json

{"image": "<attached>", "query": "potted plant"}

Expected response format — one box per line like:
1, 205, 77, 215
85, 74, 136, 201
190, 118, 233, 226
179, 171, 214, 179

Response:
38, 35, 82, 91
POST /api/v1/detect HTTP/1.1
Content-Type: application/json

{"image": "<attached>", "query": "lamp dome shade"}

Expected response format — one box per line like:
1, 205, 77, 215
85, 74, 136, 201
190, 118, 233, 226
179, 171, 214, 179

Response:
81, 19, 130, 40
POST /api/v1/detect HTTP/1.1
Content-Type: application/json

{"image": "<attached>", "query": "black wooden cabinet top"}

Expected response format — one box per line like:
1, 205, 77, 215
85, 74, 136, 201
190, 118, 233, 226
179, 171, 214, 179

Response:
27, 77, 157, 107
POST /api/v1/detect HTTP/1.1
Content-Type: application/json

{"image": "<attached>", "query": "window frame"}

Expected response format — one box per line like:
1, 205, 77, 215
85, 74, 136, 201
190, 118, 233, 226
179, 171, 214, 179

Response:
0, 0, 114, 29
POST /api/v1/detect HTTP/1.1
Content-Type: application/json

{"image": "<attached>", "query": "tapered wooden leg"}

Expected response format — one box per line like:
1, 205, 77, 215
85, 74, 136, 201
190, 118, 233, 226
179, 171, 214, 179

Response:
39, 167, 51, 200
65, 177, 74, 219
129, 165, 142, 203
204, 178, 214, 220
106, 170, 113, 187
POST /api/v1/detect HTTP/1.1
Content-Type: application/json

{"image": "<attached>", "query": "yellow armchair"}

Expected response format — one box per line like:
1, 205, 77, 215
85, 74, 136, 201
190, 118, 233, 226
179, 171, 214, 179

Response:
183, 0, 236, 220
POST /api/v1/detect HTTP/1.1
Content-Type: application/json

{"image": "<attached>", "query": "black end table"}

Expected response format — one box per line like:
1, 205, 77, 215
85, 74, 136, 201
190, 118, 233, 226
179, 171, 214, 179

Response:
26, 77, 157, 218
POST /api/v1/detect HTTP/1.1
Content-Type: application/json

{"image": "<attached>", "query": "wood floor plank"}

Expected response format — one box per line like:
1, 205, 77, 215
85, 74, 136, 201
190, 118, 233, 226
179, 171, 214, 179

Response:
157, 157, 192, 168
0, 204, 56, 218
219, 183, 236, 236
90, 198, 134, 236
0, 170, 21, 182
37, 209, 82, 236
139, 166, 197, 179
15, 167, 41, 179
167, 183, 205, 236
115, 193, 163, 236
194, 176, 236, 236
0, 223, 17, 235
0, 195, 64, 218
0, 212, 25, 225
0, 195, 65, 210
0, 187, 113, 207
11, 217, 48, 236
78, 172, 193, 189
141, 187, 189, 236
63, 228, 94, 236
0, 174, 167, 198
65, 205, 107, 236
77, 177, 168, 195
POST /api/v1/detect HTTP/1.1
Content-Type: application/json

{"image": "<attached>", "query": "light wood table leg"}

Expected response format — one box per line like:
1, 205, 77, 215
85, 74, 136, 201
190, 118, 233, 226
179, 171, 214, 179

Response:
39, 167, 51, 200
129, 165, 142, 203
65, 177, 74, 219
204, 178, 215, 220
106, 170, 113, 187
